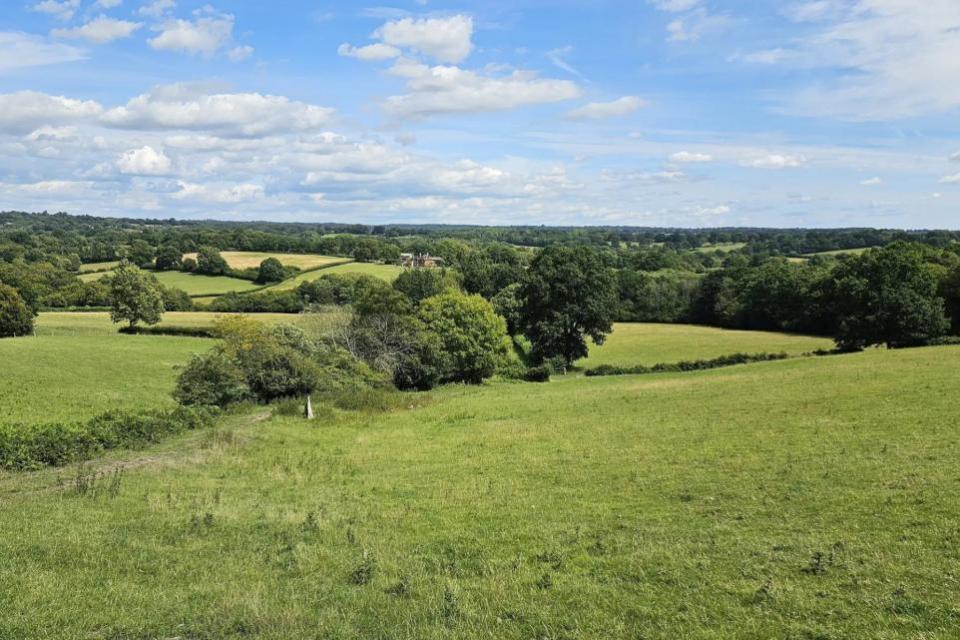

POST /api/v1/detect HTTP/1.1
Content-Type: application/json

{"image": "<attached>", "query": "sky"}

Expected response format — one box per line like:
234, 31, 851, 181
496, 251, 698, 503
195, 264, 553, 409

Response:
1, 0, 959, 228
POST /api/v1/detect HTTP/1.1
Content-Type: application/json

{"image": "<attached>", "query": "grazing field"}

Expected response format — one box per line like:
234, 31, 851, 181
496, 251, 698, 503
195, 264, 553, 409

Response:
151, 271, 262, 296
0, 333, 208, 423
580, 322, 834, 368
803, 247, 876, 258
694, 242, 746, 253
1, 346, 959, 638
182, 251, 351, 271
78, 261, 120, 273
264, 261, 404, 290
34, 312, 308, 336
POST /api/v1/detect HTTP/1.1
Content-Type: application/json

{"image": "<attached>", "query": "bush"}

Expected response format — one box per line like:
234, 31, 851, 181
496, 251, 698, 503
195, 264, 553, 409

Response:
173, 352, 250, 408
0, 283, 35, 337
256, 257, 287, 284
523, 365, 552, 382
160, 285, 194, 311
119, 325, 215, 337
584, 352, 790, 377
209, 290, 304, 313
0, 406, 218, 470
196, 246, 229, 276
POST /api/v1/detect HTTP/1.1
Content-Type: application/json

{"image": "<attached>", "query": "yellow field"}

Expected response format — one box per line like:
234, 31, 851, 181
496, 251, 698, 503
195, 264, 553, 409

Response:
262, 261, 404, 291
182, 251, 351, 270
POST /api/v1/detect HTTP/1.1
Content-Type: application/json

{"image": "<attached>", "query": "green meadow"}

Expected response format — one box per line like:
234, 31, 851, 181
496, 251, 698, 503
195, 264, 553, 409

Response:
580, 322, 833, 368
78, 269, 262, 296
1, 343, 959, 638
182, 251, 350, 271
263, 261, 405, 291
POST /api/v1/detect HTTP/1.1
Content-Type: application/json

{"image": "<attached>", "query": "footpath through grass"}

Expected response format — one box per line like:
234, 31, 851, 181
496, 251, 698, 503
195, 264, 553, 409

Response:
1, 347, 959, 638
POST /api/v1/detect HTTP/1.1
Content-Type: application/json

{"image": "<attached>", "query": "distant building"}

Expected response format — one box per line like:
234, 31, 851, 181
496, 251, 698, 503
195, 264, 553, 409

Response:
399, 253, 445, 268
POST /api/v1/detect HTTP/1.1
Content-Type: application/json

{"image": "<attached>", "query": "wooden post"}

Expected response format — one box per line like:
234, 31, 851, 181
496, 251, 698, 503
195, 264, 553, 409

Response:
305, 395, 315, 420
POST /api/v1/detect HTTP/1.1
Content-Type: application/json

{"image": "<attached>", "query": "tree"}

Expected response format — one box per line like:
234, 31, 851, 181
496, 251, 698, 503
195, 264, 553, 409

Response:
256, 257, 286, 284
393, 268, 459, 305
107, 261, 165, 328
0, 284, 34, 337
159, 285, 194, 311
491, 283, 522, 335
418, 291, 511, 384
181, 257, 198, 273
173, 351, 249, 407
155, 245, 183, 271
826, 243, 949, 350
126, 240, 155, 267
519, 246, 617, 366
196, 246, 229, 275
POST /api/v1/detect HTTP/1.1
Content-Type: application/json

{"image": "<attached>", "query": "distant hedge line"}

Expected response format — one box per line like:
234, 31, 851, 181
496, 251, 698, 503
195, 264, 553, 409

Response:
118, 325, 216, 338
584, 352, 790, 377
0, 406, 218, 470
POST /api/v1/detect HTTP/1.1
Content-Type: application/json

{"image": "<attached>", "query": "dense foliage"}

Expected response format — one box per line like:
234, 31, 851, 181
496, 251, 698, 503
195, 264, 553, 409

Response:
0, 283, 35, 337
106, 262, 165, 328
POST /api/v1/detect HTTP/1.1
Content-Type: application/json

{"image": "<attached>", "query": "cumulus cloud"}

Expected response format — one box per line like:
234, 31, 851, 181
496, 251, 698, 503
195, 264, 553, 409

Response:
566, 96, 646, 120
383, 59, 581, 118
741, 153, 807, 169
0, 91, 103, 134
173, 180, 264, 203
648, 0, 701, 11
0, 32, 87, 72
94, 0, 123, 7
337, 42, 401, 61
860, 176, 883, 185
53, 16, 143, 44
148, 12, 234, 55
116, 145, 171, 175
666, 8, 733, 42
227, 45, 253, 62
138, 0, 175, 18
375, 15, 473, 63
31, 0, 81, 21
101, 84, 334, 136
669, 151, 713, 163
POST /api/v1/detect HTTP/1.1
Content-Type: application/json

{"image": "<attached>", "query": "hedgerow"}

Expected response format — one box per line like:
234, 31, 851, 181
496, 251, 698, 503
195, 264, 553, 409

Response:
584, 352, 790, 377
0, 406, 217, 470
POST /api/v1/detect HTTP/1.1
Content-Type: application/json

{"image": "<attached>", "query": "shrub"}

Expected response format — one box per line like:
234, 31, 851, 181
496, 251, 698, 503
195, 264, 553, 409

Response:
584, 352, 790, 377
160, 285, 194, 311
119, 325, 215, 337
0, 406, 217, 470
173, 352, 250, 408
256, 257, 287, 284
209, 290, 304, 313
0, 283, 35, 337
196, 246, 229, 276
181, 257, 198, 273
523, 365, 552, 382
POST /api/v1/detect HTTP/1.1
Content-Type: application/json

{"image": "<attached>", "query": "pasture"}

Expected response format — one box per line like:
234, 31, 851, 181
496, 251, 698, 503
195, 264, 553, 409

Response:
580, 322, 833, 368
1, 346, 958, 638
151, 271, 262, 296
0, 332, 207, 423
182, 251, 351, 271
264, 261, 404, 290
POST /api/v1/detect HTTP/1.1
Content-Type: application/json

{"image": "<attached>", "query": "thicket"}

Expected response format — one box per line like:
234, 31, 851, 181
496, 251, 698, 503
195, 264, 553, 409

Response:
584, 352, 791, 377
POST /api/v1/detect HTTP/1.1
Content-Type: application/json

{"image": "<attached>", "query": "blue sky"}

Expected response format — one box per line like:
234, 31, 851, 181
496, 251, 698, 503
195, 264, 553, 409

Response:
1, 0, 959, 227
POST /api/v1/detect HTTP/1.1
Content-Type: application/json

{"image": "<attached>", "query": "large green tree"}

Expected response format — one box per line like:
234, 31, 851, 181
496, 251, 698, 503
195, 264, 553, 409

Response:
107, 262, 165, 329
418, 291, 511, 384
519, 245, 617, 366
826, 243, 949, 350
196, 247, 229, 276
0, 283, 35, 337
256, 257, 286, 284
154, 245, 183, 271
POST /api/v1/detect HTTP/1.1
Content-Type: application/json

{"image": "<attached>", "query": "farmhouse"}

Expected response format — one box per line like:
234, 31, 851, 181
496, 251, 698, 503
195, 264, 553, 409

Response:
399, 253, 445, 268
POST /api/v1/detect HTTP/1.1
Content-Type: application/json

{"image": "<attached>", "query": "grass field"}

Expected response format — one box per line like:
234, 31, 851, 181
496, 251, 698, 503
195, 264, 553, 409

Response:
34, 312, 308, 336
182, 251, 351, 271
1, 346, 959, 637
77, 270, 261, 295
694, 242, 746, 253
0, 333, 208, 423
804, 247, 875, 257
78, 261, 120, 273
580, 323, 834, 368
263, 261, 404, 290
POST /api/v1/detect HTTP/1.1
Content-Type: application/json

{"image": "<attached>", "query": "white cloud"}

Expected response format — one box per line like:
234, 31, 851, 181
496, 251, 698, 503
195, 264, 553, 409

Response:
138, 0, 175, 18
31, 0, 81, 21
950, 151, 960, 162
669, 151, 713, 163
374, 15, 473, 63
116, 145, 171, 175
940, 173, 960, 184
53, 16, 143, 44
227, 45, 253, 62
94, 0, 123, 8
13, 179, 92, 194
0, 91, 103, 134
779, 1, 960, 119
337, 43, 401, 61
101, 84, 335, 136
741, 153, 807, 169
566, 96, 646, 120
547, 46, 584, 79
648, 0, 701, 11
148, 13, 234, 55
383, 59, 581, 118
860, 176, 883, 185
731, 48, 794, 65
173, 181, 264, 203
0, 32, 86, 72
693, 204, 731, 216
666, 8, 733, 42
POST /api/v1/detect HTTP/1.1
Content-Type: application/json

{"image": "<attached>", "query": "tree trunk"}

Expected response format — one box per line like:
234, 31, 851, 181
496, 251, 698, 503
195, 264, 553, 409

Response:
305, 395, 315, 420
